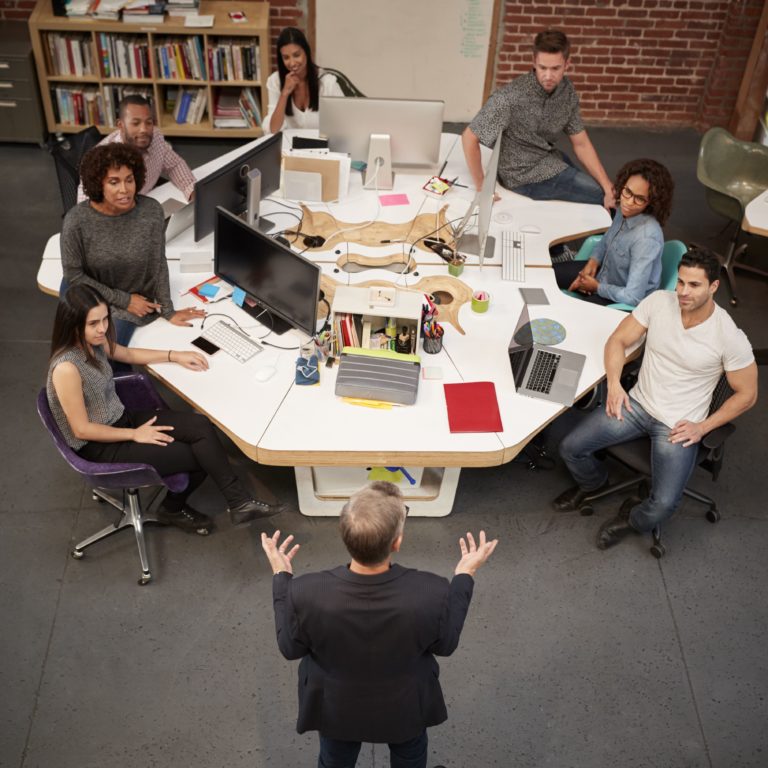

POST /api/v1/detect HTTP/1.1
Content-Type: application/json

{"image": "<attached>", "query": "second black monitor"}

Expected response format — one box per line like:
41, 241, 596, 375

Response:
194, 132, 282, 242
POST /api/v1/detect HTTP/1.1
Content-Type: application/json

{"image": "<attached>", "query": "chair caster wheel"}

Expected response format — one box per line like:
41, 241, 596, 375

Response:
195, 526, 212, 536
138, 573, 152, 585
578, 504, 594, 516
71, 549, 84, 560
706, 508, 721, 523
650, 543, 665, 559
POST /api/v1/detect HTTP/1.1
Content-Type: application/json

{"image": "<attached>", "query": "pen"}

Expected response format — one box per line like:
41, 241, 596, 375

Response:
448, 179, 469, 189
437, 159, 448, 178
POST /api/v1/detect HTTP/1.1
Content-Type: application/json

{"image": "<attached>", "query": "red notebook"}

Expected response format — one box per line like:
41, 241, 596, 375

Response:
443, 382, 504, 433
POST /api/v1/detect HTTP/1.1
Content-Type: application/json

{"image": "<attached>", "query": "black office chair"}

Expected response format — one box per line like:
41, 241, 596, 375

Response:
575, 375, 735, 558
322, 68, 365, 97
47, 125, 102, 216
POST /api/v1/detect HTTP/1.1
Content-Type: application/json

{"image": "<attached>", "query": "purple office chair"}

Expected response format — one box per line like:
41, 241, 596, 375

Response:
37, 373, 194, 585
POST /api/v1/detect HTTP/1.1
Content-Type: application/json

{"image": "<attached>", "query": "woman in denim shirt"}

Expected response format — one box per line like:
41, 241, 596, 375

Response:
555, 158, 674, 306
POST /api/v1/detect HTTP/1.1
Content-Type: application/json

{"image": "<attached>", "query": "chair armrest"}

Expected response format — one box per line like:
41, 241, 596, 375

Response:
114, 373, 165, 411
702, 423, 735, 451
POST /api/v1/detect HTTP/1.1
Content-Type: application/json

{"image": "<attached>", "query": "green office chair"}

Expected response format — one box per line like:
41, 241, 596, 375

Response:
561, 237, 687, 311
322, 68, 365, 97
696, 127, 768, 306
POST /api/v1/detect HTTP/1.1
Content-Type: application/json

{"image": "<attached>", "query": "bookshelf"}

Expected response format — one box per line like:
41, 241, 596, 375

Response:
28, 0, 270, 139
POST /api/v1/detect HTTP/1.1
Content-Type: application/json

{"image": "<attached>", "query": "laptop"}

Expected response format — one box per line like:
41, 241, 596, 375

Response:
164, 200, 195, 242
507, 304, 586, 406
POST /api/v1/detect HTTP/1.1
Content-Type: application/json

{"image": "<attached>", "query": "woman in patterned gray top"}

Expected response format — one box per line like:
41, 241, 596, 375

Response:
62, 143, 204, 348
47, 285, 279, 530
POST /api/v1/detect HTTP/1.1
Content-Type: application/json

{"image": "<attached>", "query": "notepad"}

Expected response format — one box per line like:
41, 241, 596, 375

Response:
443, 382, 503, 433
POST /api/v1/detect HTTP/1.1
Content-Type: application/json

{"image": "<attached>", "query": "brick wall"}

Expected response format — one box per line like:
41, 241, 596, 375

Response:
497, 0, 762, 129
6, 0, 759, 130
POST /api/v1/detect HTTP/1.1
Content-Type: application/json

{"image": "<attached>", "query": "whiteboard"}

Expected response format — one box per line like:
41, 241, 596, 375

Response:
314, 0, 498, 122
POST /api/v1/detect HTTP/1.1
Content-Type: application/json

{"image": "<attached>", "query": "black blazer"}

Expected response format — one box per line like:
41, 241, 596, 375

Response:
272, 564, 474, 744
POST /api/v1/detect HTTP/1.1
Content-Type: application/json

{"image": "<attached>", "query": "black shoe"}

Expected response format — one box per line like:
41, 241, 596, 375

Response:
157, 505, 213, 534
229, 499, 279, 527
596, 498, 640, 550
552, 480, 609, 512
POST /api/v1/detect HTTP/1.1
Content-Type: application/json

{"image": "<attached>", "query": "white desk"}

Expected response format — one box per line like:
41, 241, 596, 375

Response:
38, 132, 623, 516
744, 188, 768, 237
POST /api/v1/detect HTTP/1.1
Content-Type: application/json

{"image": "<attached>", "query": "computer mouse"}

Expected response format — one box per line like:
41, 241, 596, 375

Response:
520, 224, 542, 235
253, 366, 277, 382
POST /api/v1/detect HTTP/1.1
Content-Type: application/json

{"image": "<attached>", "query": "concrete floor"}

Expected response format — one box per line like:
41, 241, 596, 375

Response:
1, 127, 766, 768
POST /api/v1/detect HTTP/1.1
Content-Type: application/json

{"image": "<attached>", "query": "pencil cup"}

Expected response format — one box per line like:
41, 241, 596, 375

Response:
448, 260, 464, 277
471, 290, 491, 313
423, 335, 443, 354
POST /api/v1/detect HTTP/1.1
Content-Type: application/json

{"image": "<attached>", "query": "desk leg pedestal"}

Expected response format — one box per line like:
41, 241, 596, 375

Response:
294, 467, 461, 517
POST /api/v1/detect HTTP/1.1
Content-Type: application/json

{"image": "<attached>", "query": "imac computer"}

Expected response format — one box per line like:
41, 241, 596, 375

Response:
319, 96, 444, 189
214, 206, 321, 337
194, 132, 282, 242
454, 130, 502, 267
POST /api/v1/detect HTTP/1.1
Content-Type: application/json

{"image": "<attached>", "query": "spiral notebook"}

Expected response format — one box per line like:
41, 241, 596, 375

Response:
443, 382, 503, 433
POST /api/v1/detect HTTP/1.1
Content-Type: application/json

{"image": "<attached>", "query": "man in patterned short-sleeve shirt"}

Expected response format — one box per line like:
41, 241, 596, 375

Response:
462, 29, 614, 208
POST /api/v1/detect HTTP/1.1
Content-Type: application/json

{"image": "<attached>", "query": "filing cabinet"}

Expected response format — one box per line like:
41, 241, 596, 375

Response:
0, 21, 46, 144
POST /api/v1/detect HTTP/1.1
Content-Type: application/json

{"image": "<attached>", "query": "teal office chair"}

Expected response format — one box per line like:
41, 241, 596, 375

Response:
696, 127, 768, 306
561, 237, 687, 311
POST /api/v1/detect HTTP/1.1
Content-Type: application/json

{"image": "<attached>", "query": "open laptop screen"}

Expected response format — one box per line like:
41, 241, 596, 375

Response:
508, 304, 535, 390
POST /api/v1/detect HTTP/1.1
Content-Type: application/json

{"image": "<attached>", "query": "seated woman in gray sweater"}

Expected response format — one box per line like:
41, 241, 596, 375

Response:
47, 285, 278, 529
62, 143, 204, 346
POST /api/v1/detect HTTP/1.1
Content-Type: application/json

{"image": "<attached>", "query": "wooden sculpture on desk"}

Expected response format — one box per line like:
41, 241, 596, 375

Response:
287, 204, 454, 274
318, 274, 473, 336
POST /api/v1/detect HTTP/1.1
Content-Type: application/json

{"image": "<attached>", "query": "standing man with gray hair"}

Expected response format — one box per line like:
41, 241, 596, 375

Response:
261, 481, 498, 768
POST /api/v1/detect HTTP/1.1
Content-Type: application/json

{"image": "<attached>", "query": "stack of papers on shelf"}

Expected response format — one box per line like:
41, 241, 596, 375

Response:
166, 0, 199, 15
212, 91, 247, 128
64, 0, 94, 16
122, 0, 166, 22
92, 0, 129, 19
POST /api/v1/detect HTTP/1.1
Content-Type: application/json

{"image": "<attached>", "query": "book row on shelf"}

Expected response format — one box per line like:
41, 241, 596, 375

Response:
96, 32, 150, 78
41, 31, 262, 85
169, 86, 207, 124
43, 32, 97, 76
208, 39, 260, 82
334, 313, 414, 356
155, 37, 206, 80
49, 83, 261, 128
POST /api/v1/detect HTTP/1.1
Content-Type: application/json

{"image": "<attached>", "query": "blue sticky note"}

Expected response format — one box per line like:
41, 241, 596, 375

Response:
198, 283, 220, 298
232, 287, 246, 307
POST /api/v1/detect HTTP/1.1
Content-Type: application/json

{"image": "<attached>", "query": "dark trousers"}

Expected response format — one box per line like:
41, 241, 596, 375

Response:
78, 409, 250, 510
553, 261, 613, 305
318, 731, 428, 768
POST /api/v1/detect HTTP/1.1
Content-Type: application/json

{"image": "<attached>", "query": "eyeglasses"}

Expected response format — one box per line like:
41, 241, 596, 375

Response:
620, 186, 649, 206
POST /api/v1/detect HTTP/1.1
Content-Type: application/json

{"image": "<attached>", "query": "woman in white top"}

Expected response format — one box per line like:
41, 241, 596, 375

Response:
265, 27, 344, 133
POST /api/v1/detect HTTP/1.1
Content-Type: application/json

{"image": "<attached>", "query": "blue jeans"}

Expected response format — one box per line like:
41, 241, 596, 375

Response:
318, 730, 427, 768
558, 398, 700, 532
512, 154, 604, 205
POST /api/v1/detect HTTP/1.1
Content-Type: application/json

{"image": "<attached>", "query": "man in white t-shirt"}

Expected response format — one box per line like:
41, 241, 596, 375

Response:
553, 248, 757, 549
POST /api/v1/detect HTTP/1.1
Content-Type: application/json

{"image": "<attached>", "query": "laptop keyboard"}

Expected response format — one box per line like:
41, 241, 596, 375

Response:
202, 320, 263, 363
526, 350, 560, 394
501, 230, 525, 282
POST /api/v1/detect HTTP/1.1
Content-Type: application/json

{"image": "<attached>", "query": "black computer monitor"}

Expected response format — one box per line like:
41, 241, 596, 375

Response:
214, 207, 321, 337
194, 132, 282, 242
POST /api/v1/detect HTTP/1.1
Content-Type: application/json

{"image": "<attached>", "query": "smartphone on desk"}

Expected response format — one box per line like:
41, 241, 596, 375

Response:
191, 336, 220, 356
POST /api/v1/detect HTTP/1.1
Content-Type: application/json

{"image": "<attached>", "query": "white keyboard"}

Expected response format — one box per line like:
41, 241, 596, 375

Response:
501, 230, 526, 282
201, 320, 263, 363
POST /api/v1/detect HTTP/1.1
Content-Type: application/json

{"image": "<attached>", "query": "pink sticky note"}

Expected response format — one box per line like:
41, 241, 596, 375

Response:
379, 193, 410, 206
